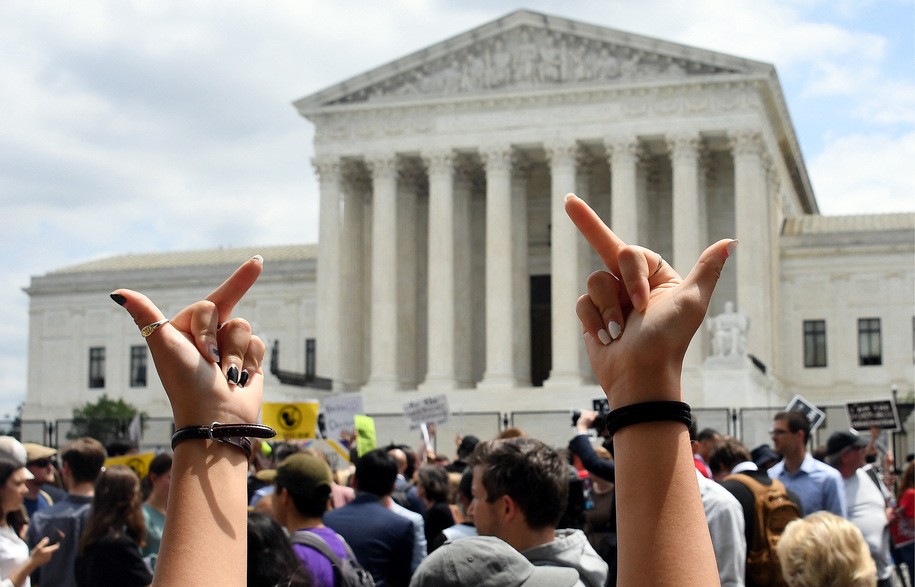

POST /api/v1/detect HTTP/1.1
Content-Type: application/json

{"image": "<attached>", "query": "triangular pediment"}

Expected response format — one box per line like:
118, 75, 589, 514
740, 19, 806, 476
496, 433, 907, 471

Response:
295, 10, 772, 112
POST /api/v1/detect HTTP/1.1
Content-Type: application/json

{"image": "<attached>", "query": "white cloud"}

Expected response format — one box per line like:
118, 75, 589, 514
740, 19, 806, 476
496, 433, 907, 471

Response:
809, 131, 915, 215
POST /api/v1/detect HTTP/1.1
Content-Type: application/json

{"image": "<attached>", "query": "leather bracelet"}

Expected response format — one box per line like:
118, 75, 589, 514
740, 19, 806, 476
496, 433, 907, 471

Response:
171, 422, 276, 458
605, 401, 692, 437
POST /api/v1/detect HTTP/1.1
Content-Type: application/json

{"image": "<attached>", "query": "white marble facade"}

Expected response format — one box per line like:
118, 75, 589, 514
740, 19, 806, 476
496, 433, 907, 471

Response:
22, 11, 914, 426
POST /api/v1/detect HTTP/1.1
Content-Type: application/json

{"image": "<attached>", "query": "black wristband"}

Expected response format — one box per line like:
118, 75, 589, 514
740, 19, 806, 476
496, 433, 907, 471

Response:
605, 401, 692, 437
171, 422, 276, 458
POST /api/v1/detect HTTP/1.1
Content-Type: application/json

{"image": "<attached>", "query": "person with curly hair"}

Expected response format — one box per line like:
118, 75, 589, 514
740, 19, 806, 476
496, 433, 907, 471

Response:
777, 511, 876, 587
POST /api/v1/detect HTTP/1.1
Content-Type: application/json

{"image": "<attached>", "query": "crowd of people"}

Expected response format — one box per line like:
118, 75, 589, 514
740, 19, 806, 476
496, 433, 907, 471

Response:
0, 194, 911, 587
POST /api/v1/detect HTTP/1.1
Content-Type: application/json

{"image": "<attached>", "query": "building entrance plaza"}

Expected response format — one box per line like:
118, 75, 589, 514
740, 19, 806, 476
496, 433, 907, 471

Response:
21, 11, 914, 447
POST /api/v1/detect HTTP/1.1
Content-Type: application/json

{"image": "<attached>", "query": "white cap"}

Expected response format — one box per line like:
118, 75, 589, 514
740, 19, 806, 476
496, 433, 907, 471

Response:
0, 436, 36, 479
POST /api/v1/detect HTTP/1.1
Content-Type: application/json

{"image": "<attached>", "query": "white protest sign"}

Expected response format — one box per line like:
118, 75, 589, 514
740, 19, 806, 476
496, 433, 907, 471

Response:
786, 394, 827, 434
322, 392, 365, 440
403, 394, 450, 431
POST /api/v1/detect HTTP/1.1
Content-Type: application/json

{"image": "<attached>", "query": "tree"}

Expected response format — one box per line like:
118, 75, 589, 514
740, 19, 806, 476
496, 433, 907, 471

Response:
0, 402, 23, 438
69, 395, 146, 448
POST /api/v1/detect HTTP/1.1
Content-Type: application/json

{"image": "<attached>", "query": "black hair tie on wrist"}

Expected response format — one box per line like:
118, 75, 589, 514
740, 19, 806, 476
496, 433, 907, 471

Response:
605, 401, 692, 437
171, 422, 276, 459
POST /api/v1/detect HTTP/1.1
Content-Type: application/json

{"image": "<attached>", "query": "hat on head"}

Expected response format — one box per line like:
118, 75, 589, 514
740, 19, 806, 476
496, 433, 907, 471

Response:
826, 430, 868, 457
751, 444, 780, 468
255, 468, 278, 482
23, 443, 57, 463
411, 536, 580, 587
0, 437, 35, 480
274, 453, 332, 499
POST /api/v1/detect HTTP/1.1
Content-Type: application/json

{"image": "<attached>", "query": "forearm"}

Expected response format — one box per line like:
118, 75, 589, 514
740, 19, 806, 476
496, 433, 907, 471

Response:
569, 434, 615, 481
6, 558, 40, 587
153, 441, 248, 587
614, 421, 719, 587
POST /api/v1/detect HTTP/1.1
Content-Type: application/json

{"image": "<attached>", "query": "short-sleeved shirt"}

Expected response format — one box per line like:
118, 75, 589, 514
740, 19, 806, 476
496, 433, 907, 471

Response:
291, 526, 349, 587
141, 504, 166, 570
0, 524, 30, 587
768, 453, 847, 517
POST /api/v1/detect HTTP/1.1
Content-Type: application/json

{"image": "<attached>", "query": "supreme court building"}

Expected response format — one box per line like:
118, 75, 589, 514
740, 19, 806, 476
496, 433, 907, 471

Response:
22, 11, 914, 445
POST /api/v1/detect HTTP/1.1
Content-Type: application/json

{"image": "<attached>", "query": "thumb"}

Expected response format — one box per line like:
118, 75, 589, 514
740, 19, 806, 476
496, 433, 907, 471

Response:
681, 239, 738, 312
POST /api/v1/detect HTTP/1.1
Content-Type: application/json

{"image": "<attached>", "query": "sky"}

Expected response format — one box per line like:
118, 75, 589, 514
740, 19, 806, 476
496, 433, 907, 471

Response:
1, 0, 913, 420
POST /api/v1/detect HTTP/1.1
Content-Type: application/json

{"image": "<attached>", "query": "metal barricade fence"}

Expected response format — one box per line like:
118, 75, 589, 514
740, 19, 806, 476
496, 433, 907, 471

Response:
368, 411, 503, 454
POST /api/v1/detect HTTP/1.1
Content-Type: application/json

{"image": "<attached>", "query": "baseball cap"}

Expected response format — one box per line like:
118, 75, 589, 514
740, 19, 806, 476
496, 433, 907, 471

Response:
750, 444, 780, 468
826, 430, 868, 457
274, 453, 332, 499
23, 443, 57, 463
411, 536, 580, 587
0, 436, 35, 479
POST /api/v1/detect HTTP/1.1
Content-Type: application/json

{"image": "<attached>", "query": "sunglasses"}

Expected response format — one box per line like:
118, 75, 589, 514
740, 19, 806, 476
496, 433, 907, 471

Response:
28, 459, 55, 468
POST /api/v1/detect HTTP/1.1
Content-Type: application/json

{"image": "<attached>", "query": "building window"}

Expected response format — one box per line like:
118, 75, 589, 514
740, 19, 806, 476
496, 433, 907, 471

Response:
130, 345, 147, 387
306, 338, 316, 378
803, 320, 827, 368
858, 318, 882, 366
89, 347, 105, 388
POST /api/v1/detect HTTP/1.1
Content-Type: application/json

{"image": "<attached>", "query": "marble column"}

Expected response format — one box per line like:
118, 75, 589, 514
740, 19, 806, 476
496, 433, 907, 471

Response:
479, 145, 517, 388
668, 132, 705, 371
511, 156, 532, 386
397, 161, 423, 388
312, 157, 343, 386
544, 140, 585, 387
419, 150, 459, 390
605, 135, 641, 245
730, 130, 773, 369
364, 154, 400, 391
339, 166, 368, 390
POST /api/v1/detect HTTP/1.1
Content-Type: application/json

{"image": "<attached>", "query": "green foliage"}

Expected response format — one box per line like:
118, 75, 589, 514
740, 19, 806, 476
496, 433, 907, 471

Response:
69, 395, 146, 446
0, 402, 23, 438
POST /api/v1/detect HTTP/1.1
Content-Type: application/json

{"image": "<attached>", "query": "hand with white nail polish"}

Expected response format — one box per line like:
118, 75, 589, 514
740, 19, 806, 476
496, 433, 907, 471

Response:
566, 193, 727, 587
565, 193, 736, 410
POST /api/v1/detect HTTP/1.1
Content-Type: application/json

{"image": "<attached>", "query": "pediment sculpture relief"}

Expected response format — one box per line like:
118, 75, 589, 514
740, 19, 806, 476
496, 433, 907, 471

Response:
330, 26, 739, 105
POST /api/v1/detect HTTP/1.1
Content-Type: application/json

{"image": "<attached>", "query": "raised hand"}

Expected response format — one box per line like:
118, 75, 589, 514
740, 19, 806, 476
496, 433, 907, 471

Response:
565, 194, 735, 409
109, 255, 266, 428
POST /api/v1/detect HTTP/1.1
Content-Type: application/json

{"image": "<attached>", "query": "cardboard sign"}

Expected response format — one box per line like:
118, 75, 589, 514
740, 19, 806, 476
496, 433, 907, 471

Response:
322, 392, 365, 440
354, 415, 376, 456
105, 452, 155, 479
846, 400, 901, 432
786, 394, 827, 434
402, 394, 450, 431
262, 402, 319, 440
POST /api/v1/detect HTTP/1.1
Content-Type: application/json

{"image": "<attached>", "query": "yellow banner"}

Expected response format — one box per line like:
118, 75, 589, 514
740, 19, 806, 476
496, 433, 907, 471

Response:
105, 452, 155, 479
354, 414, 376, 457
262, 402, 319, 440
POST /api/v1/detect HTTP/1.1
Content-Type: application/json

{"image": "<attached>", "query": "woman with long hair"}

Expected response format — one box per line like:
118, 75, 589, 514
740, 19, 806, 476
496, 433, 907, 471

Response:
140, 452, 171, 570
0, 452, 58, 587
75, 465, 152, 587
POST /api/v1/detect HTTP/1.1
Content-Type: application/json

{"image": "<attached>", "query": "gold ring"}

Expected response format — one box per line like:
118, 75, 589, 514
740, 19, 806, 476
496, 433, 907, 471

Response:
650, 254, 664, 278
140, 319, 170, 338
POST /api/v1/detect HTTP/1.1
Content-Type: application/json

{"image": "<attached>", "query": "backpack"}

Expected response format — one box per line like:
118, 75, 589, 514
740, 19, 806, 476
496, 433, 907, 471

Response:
724, 473, 800, 587
290, 530, 375, 587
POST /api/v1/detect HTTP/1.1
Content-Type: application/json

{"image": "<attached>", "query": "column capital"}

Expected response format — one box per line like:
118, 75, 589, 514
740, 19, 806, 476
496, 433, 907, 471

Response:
728, 129, 765, 158
480, 144, 514, 173
603, 135, 642, 166
397, 159, 426, 191
365, 153, 399, 180
421, 149, 455, 175
666, 132, 702, 163
311, 156, 341, 180
544, 140, 579, 167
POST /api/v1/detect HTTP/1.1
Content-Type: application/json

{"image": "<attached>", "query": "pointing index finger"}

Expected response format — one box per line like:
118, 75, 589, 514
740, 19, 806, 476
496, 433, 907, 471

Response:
564, 194, 626, 276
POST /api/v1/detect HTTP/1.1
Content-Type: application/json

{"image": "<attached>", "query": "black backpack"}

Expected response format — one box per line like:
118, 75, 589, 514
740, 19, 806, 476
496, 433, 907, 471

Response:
290, 530, 375, 587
